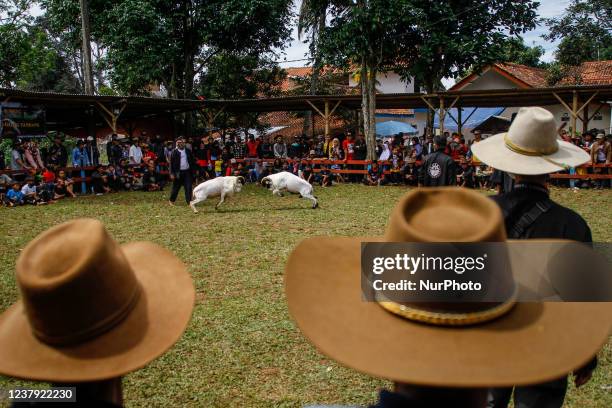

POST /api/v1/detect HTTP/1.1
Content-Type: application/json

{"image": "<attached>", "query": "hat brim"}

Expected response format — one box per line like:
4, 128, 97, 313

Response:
0, 242, 195, 382
285, 237, 612, 387
471, 133, 590, 175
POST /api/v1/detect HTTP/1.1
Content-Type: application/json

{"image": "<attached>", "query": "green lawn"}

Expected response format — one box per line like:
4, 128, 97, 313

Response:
1, 184, 610, 407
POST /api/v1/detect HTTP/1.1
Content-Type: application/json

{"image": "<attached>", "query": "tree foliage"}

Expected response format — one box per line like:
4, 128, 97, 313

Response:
544, 0, 612, 66
0, 1, 80, 91
499, 36, 545, 68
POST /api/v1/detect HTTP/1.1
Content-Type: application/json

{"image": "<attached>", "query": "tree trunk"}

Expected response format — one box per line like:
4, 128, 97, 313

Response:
361, 61, 377, 160
366, 67, 377, 160
79, 0, 95, 94
425, 80, 435, 135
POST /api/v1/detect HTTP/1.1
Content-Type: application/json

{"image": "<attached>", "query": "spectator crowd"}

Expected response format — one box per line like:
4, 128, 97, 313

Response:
1, 127, 611, 207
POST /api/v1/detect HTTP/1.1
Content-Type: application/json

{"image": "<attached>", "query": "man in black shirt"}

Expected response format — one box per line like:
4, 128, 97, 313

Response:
418, 135, 456, 187
47, 136, 68, 168
472, 107, 595, 408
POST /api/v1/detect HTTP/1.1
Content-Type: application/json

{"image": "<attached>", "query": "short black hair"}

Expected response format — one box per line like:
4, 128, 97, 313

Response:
434, 135, 447, 148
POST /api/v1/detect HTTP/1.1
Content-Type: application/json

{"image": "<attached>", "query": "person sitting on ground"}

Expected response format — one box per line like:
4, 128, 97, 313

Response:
401, 158, 418, 186
105, 165, 122, 192
318, 164, 332, 187
55, 169, 76, 198
6, 182, 25, 206
142, 160, 162, 191
301, 160, 314, 183
0, 219, 195, 407
365, 160, 386, 186
41, 166, 62, 201
91, 165, 111, 195
21, 177, 45, 205
458, 158, 476, 189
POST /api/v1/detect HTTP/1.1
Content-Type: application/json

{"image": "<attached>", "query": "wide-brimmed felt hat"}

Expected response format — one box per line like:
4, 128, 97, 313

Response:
0, 219, 195, 382
285, 187, 611, 387
471, 107, 590, 175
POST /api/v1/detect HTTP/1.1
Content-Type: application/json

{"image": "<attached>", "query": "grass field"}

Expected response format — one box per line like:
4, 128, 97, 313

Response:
1, 184, 610, 407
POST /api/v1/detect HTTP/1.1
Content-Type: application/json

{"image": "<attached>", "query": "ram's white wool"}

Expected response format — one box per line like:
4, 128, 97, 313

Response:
260, 172, 318, 209
189, 176, 244, 213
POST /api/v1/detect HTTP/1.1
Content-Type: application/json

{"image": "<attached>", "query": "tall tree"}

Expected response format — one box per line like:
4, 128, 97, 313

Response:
94, 0, 292, 99
78, 0, 95, 94
321, 0, 421, 159
399, 0, 538, 130
544, 0, 612, 66
0, 1, 79, 91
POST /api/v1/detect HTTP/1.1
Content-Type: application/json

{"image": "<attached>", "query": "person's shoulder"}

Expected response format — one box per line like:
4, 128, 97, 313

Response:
548, 200, 590, 227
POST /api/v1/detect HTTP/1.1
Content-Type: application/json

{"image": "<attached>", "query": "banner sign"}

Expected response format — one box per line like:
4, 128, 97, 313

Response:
0, 104, 46, 138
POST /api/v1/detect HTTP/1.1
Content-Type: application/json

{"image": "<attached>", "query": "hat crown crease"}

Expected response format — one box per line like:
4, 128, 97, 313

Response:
16, 219, 142, 346
505, 107, 559, 156
381, 188, 516, 326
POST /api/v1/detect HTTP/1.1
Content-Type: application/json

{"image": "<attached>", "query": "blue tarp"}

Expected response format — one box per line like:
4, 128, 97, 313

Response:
375, 120, 418, 137
427, 107, 506, 131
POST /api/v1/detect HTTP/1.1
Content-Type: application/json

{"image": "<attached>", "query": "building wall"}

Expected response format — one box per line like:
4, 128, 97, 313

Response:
456, 68, 521, 91
349, 71, 415, 94
453, 69, 612, 135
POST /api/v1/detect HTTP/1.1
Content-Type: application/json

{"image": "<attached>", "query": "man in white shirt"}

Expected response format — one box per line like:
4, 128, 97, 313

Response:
129, 139, 143, 165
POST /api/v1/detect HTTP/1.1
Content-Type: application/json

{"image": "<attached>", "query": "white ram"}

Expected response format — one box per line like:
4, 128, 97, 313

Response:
189, 176, 245, 213
261, 171, 318, 209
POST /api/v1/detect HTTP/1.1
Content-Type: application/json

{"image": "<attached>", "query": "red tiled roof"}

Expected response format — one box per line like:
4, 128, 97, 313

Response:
259, 111, 347, 138
556, 60, 612, 86
494, 62, 548, 88
451, 61, 612, 90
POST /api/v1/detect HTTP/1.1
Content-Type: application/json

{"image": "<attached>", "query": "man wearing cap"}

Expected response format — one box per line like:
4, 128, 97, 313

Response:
285, 188, 611, 408
471, 107, 598, 407
0, 219, 194, 406
71, 140, 90, 168
169, 137, 195, 205
590, 133, 610, 189
129, 137, 143, 165
418, 135, 456, 187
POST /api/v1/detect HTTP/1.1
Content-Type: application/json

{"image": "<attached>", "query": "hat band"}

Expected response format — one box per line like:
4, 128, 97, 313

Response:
33, 283, 142, 346
376, 286, 518, 326
503, 134, 570, 170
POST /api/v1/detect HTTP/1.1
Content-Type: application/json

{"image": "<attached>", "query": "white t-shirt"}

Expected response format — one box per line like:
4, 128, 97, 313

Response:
129, 145, 143, 164
178, 148, 189, 170
21, 184, 37, 195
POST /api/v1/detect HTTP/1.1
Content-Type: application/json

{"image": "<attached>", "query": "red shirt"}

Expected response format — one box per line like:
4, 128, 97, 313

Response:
143, 151, 157, 162
342, 139, 355, 160
42, 170, 55, 183
246, 140, 260, 157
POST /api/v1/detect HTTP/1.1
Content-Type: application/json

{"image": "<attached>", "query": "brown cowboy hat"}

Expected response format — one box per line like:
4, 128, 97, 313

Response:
285, 187, 611, 387
0, 219, 195, 382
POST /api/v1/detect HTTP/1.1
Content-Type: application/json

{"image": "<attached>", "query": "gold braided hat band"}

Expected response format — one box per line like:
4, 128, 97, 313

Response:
503, 133, 570, 170
376, 285, 518, 326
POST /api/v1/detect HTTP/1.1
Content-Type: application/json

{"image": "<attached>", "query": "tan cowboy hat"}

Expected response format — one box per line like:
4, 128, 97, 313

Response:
285, 188, 611, 387
471, 107, 590, 175
0, 219, 195, 382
